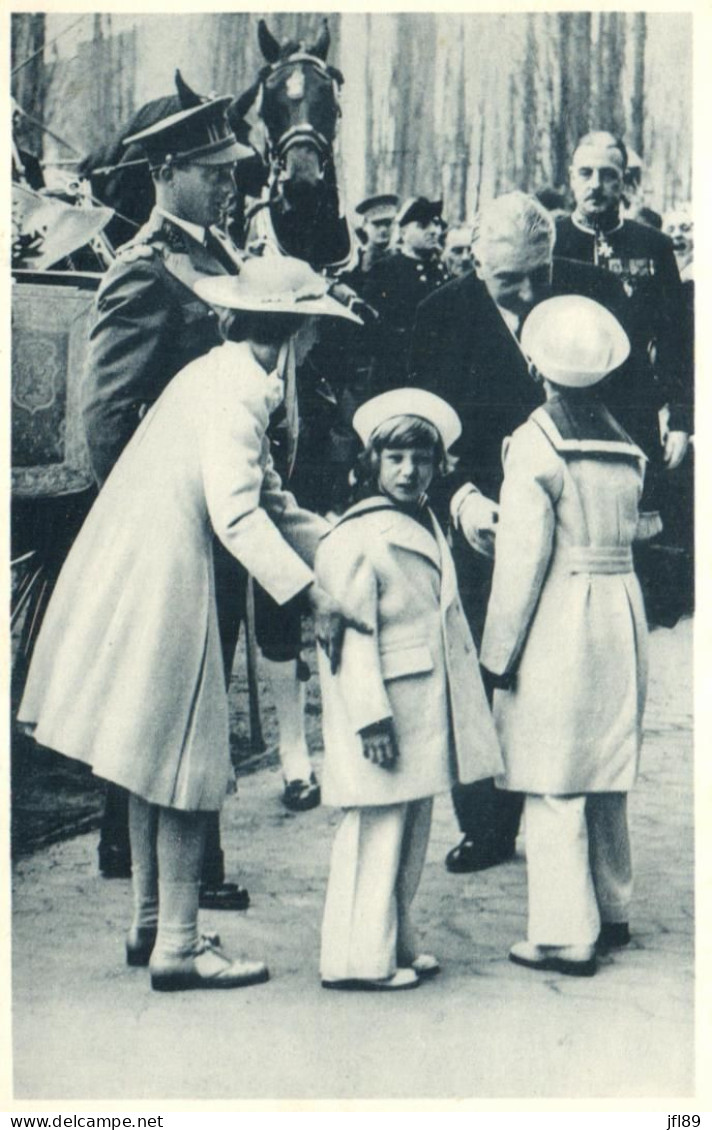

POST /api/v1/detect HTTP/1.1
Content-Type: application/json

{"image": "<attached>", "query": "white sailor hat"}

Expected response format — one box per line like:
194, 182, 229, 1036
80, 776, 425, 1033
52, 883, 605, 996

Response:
521, 295, 630, 388
353, 388, 461, 450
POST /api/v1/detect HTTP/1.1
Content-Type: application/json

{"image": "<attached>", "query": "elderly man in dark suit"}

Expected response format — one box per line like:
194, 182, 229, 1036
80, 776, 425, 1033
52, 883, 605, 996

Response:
409, 190, 635, 874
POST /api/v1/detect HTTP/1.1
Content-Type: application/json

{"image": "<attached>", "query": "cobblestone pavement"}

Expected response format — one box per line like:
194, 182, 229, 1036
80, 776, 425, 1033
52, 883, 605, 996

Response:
10, 618, 695, 1102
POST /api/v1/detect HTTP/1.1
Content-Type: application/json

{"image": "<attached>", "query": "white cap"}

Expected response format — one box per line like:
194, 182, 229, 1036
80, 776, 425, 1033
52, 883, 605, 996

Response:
521, 296, 630, 388
194, 255, 362, 323
353, 388, 461, 450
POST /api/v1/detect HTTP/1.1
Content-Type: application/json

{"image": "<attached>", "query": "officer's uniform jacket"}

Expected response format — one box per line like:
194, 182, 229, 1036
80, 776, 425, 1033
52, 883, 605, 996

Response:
315, 496, 503, 808
555, 215, 691, 442
480, 395, 649, 795
82, 207, 242, 484
362, 250, 448, 388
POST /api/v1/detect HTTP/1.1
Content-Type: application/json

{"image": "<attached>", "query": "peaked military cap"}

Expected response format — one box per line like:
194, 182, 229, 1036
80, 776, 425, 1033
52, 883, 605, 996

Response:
355, 194, 400, 220
397, 196, 443, 227
124, 72, 252, 169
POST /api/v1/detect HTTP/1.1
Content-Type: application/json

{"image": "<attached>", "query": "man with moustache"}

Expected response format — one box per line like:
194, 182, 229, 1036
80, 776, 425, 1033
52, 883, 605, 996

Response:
556, 132, 692, 625
555, 131, 690, 477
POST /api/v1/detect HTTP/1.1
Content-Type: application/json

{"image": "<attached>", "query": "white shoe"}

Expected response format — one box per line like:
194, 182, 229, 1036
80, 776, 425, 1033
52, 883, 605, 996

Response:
322, 967, 420, 991
411, 953, 440, 979
509, 940, 596, 977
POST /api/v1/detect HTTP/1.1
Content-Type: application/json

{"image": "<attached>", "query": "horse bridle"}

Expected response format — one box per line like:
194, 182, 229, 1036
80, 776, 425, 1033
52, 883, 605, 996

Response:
257, 52, 343, 168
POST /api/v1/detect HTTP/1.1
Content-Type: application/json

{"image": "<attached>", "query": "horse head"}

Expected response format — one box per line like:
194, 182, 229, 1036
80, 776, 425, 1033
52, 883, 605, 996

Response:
256, 18, 344, 193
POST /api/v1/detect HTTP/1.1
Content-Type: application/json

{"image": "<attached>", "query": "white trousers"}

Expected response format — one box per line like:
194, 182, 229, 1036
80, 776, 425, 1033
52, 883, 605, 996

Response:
525, 792, 632, 946
320, 798, 433, 981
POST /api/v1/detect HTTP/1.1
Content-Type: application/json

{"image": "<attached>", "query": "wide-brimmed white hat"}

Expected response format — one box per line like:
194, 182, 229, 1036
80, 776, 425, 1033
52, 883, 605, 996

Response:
194, 256, 362, 323
353, 389, 461, 450
521, 295, 630, 388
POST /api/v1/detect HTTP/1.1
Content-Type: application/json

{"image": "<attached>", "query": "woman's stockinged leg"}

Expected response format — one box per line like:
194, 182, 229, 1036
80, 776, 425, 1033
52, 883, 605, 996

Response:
149, 806, 269, 992
153, 806, 208, 961
126, 794, 159, 964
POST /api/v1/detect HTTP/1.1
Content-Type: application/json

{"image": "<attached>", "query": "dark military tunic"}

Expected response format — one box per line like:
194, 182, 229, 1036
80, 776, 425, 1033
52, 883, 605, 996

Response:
82, 207, 236, 485
362, 250, 448, 389
555, 215, 691, 440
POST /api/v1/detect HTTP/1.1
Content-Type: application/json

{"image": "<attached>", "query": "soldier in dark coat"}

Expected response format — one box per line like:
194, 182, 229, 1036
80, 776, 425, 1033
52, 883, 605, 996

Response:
81, 89, 256, 903
409, 191, 642, 875
346, 193, 399, 290
362, 197, 448, 389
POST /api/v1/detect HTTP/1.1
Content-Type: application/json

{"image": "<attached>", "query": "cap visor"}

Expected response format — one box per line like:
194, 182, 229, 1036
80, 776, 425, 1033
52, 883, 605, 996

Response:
191, 139, 255, 165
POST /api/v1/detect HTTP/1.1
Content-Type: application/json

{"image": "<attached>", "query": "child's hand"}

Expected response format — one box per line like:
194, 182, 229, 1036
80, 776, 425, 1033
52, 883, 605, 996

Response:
359, 719, 399, 770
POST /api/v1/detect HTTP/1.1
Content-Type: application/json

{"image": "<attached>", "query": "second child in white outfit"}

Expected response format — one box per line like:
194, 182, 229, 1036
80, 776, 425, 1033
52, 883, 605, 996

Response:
316, 389, 503, 990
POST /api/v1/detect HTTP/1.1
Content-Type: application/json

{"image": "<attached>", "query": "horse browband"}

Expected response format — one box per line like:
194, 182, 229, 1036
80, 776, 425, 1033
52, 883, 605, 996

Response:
265, 52, 333, 79
261, 54, 341, 162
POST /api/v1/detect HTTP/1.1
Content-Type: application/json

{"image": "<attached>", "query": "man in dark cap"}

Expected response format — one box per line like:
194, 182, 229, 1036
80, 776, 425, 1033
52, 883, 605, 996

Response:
81, 80, 254, 906
362, 196, 448, 388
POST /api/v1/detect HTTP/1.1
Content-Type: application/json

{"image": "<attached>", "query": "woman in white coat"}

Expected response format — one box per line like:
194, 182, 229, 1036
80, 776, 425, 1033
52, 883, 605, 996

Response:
18, 256, 363, 992
480, 296, 649, 977
316, 390, 502, 990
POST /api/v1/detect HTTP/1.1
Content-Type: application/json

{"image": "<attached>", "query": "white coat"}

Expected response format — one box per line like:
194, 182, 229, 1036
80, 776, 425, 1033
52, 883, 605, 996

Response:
480, 400, 649, 795
18, 341, 327, 810
315, 497, 503, 807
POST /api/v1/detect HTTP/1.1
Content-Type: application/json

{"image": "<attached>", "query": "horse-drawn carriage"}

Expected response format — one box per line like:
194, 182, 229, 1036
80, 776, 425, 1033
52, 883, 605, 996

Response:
11, 17, 365, 692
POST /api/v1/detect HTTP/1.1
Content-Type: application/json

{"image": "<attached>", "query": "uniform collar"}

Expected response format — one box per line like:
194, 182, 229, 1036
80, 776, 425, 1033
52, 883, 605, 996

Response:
155, 206, 206, 246
571, 210, 624, 237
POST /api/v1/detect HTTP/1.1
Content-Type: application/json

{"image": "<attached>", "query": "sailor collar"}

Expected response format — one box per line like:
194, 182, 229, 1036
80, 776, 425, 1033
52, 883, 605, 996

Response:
532, 395, 646, 460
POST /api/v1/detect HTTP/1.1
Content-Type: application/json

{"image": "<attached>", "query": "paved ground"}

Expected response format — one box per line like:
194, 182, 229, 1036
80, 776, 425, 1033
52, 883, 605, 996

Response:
11, 619, 694, 1102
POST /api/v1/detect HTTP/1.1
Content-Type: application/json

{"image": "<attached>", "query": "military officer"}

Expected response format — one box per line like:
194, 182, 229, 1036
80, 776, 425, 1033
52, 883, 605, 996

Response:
349, 193, 400, 285
555, 132, 690, 476
82, 88, 256, 907
555, 132, 693, 627
362, 196, 448, 389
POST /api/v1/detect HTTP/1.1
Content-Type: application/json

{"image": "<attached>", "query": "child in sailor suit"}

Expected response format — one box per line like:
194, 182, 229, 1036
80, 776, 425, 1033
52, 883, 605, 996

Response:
480, 296, 650, 977
315, 389, 502, 990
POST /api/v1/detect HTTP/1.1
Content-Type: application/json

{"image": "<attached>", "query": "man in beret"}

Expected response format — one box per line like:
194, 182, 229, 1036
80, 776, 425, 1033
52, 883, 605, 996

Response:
81, 83, 254, 905
362, 196, 448, 388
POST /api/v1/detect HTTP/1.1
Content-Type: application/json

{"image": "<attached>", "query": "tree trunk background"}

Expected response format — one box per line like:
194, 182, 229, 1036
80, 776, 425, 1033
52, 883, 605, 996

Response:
12, 11, 692, 216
